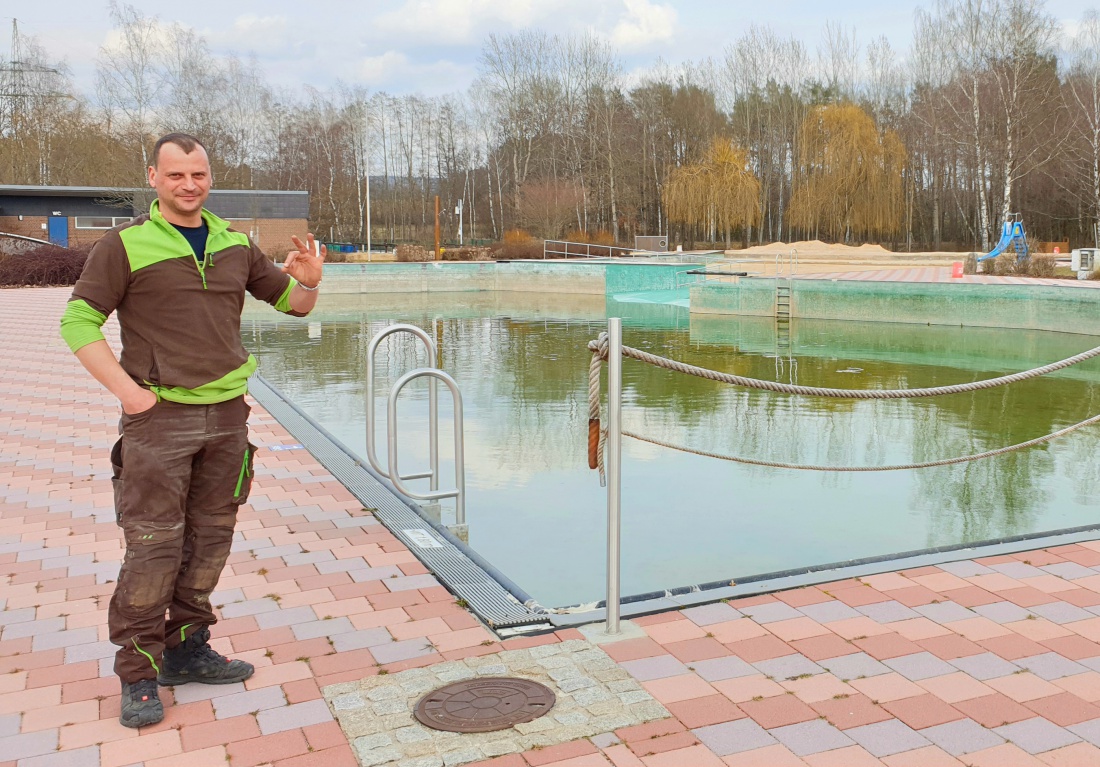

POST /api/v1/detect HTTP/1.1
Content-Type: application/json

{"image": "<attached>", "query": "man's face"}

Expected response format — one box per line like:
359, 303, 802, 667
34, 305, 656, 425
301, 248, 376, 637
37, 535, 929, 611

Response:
148, 143, 211, 224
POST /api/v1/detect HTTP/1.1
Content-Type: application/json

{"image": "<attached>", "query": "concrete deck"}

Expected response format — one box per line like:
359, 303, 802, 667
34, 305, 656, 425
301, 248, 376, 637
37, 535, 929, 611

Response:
6, 287, 1100, 766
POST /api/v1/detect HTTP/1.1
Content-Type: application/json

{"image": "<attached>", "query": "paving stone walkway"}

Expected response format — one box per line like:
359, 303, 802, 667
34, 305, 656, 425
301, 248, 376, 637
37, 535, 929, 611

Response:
6, 287, 1100, 767
796, 266, 1100, 287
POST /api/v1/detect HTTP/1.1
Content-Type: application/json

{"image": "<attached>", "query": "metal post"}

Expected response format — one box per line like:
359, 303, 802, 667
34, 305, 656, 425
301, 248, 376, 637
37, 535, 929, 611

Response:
606, 317, 623, 635
434, 195, 441, 260
430, 320, 440, 493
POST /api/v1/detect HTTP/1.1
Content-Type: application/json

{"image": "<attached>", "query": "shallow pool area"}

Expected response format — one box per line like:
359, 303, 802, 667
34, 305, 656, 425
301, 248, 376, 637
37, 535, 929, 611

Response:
243, 289, 1100, 607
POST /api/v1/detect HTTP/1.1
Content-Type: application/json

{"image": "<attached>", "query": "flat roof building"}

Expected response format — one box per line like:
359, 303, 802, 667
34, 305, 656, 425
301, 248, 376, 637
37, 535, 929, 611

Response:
0, 185, 309, 254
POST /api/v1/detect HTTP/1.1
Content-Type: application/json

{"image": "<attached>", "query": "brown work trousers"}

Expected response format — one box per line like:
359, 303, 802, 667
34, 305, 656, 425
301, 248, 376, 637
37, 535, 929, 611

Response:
108, 396, 255, 683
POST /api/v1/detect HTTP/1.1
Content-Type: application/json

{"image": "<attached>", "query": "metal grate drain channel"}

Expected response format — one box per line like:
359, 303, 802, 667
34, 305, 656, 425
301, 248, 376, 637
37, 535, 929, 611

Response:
249, 374, 549, 630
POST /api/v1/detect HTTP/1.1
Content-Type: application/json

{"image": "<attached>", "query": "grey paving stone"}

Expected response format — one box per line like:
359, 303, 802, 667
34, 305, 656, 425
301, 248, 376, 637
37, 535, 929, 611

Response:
370, 638, 437, 665
254, 605, 319, 630
315, 558, 370, 574
883, 652, 957, 681
64, 639, 116, 663
0, 616, 64, 639
737, 602, 803, 624
1031, 602, 1095, 625
292, 617, 356, 640
994, 718, 1080, 754
0, 608, 36, 627
218, 597, 282, 618
913, 601, 975, 624
819, 652, 891, 681
920, 718, 1006, 756
332, 628, 394, 653
0, 730, 58, 761
1078, 658, 1100, 674
284, 550, 337, 566
1014, 652, 1088, 681
171, 677, 247, 704
690, 655, 758, 682
0, 714, 18, 738
212, 685, 288, 719
990, 562, 1047, 579
210, 587, 245, 605
694, 719, 777, 756
1068, 718, 1100, 747
797, 601, 862, 624
348, 566, 407, 583
753, 654, 824, 681
768, 719, 853, 756
857, 600, 921, 624
32, 627, 99, 651
946, 647, 1020, 677
257, 699, 333, 734
20, 745, 99, 767
620, 655, 690, 682
383, 574, 441, 592
1042, 562, 1098, 580
253, 544, 304, 560
680, 603, 741, 626
590, 732, 621, 748
846, 719, 930, 757
974, 601, 1036, 624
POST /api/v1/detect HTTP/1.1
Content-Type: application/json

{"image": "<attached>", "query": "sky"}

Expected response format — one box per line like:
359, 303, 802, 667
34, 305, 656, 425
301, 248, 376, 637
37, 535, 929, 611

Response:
6, 0, 1099, 97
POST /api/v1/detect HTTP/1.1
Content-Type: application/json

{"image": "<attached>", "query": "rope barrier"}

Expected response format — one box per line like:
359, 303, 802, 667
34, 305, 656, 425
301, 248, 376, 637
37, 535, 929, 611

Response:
623, 413, 1100, 471
587, 333, 1100, 400
586, 331, 1100, 475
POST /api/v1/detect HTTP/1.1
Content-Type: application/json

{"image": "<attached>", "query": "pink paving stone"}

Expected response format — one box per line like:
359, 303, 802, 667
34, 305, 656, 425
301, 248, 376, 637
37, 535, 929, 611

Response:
887, 585, 949, 607
1018, 575, 1080, 594
831, 586, 891, 607
778, 672, 855, 703
802, 744, 885, 767
641, 674, 718, 704
625, 731, 700, 758
1039, 742, 1100, 766
1053, 672, 1100, 702
978, 633, 1050, 660
998, 586, 1060, 607
633, 613, 686, 627
145, 746, 229, 767
964, 743, 1046, 766
388, 616, 450, 641
941, 617, 1012, 642
968, 573, 1026, 592
644, 619, 708, 645
738, 692, 818, 728
909, 573, 972, 593
707, 619, 770, 644
862, 573, 913, 592
724, 634, 795, 663
852, 633, 923, 660
789, 633, 857, 660
775, 587, 833, 608
1066, 617, 1100, 642
880, 745, 966, 766
720, 744, 807, 766
663, 638, 730, 663
19, 699, 101, 731
522, 738, 598, 765
1040, 635, 1100, 660
886, 618, 953, 641
952, 693, 1038, 727
848, 673, 927, 703
243, 660, 313, 689
710, 674, 787, 703
811, 693, 894, 730
915, 634, 984, 660
429, 626, 495, 653
916, 671, 996, 703
1024, 691, 1100, 726
766, 617, 832, 642
100, 729, 183, 767
880, 693, 964, 729
638, 744, 727, 767
665, 695, 745, 728
1003, 618, 1074, 642
59, 719, 141, 749
603, 745, 644, 767
985, 672, 1065, 702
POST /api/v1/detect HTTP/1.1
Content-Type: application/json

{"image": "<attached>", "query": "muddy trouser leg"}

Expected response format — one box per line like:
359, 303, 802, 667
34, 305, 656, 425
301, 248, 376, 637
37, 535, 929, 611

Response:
109, 401, 205, 684
165, 397, 253, 649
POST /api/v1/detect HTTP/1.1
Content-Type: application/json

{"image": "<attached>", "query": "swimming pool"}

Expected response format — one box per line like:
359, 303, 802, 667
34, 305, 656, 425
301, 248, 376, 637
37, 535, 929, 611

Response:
243, 290, 1100, 607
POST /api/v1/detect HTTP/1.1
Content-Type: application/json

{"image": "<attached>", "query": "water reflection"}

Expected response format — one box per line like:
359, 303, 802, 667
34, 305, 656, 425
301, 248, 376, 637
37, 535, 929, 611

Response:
242, 292, 1100, 606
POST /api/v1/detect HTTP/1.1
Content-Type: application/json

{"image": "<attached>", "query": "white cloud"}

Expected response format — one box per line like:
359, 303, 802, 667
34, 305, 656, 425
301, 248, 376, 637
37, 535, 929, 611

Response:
204, 15, 294, 55
610, 0, 677, 50
356, 51, 474, 94
374, 0, 545, 45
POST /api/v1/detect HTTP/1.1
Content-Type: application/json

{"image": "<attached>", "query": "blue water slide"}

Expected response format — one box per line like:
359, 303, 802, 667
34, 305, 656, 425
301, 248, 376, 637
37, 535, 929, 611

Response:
977, 220, 1029, 262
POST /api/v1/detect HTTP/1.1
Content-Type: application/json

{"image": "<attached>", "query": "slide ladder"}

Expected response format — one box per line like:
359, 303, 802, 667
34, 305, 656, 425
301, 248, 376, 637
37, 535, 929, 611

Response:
978, 215, 1030, 262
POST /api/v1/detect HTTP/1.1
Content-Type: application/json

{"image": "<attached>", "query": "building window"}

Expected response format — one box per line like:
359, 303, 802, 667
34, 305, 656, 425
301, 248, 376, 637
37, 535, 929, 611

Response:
74, 216, 131, 229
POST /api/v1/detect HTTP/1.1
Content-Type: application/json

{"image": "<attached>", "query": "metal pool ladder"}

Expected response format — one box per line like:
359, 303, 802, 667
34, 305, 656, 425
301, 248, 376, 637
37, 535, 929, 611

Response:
366, 324, 467, 535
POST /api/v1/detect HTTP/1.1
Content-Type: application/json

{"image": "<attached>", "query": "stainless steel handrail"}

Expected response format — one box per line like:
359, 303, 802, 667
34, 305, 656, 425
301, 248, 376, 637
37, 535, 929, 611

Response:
366, 324, 439, 489
543, 240, 638, 259
388, 368, 466, 525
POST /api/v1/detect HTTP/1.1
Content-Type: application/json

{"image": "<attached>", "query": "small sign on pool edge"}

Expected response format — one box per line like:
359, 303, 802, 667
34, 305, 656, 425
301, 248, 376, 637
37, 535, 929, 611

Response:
403, 529, 444, 549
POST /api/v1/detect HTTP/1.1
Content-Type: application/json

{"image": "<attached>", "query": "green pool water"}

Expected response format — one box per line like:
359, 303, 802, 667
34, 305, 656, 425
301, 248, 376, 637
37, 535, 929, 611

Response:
243, 290, 1100, 607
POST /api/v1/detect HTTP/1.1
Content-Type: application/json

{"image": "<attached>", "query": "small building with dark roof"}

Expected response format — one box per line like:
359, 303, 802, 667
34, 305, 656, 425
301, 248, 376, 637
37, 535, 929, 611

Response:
0, 185, 309, 254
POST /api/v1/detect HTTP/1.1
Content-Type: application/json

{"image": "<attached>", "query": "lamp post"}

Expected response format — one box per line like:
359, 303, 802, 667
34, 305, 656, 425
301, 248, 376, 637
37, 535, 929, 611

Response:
455, 199, 463, 246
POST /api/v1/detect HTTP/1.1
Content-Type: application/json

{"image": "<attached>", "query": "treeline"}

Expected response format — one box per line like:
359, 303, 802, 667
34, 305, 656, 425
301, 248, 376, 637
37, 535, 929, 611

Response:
2, 1, 1100, 251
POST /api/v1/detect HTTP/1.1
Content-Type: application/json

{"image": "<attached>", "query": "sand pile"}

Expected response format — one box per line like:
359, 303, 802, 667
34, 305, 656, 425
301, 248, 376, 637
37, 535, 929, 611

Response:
736, 240, 895, 256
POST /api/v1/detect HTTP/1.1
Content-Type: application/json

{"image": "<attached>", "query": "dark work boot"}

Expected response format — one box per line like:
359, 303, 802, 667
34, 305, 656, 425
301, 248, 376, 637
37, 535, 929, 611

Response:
157, 627, 254, 686
120, 678, 163, 728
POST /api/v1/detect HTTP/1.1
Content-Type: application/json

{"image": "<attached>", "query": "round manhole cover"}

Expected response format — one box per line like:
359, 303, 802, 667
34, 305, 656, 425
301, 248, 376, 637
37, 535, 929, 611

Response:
414, 677, 556, 733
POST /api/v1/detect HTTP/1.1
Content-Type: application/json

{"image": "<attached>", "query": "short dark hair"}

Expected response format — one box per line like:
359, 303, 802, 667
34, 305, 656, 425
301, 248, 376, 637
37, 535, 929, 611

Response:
151, 133, 207, 167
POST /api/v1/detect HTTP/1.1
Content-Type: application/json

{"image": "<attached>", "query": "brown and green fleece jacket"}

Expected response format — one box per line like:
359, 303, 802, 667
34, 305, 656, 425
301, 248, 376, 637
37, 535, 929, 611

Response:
60, 200, 305, 404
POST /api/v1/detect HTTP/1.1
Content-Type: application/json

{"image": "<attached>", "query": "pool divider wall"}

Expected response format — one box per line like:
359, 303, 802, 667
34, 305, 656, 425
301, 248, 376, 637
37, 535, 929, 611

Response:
319, 261, 699, 296
691, 277, 1100, 335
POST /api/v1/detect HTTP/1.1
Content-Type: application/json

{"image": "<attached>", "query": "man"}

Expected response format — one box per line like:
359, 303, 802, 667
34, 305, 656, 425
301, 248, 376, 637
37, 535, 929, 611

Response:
59, 133, 324, 728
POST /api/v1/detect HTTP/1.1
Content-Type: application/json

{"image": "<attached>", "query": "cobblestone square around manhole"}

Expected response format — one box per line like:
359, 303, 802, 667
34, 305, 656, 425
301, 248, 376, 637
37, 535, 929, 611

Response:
322, 638, 670, 767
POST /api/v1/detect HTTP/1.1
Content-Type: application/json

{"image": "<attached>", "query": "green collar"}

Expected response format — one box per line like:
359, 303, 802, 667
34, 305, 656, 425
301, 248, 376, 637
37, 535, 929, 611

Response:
149, 198, 230, 236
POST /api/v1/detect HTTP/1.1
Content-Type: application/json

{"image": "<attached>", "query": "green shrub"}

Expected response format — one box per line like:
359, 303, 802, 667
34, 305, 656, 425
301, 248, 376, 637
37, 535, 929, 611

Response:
0, 244, 89, 286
